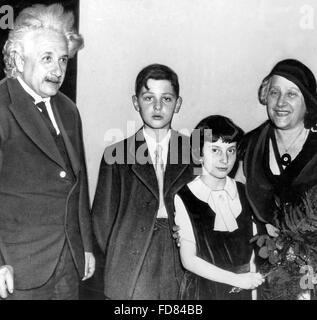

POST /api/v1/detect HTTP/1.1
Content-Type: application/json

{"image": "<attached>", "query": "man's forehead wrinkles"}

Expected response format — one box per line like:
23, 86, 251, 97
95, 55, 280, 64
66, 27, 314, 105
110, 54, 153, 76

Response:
24, 39, 68, 57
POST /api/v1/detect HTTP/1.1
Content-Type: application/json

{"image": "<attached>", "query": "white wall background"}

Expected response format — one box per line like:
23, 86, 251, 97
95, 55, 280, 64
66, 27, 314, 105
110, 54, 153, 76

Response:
77, 0, 317, 200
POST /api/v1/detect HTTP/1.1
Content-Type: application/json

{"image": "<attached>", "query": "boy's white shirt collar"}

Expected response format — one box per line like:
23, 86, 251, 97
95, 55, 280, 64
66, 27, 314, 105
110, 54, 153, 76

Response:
143, 128, 171, 168
17, 76, 60, 135
188, 172, 241, 232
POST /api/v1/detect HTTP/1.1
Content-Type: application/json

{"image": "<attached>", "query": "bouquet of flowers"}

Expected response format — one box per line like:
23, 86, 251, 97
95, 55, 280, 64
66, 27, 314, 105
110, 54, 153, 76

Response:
252, 186, 317, 300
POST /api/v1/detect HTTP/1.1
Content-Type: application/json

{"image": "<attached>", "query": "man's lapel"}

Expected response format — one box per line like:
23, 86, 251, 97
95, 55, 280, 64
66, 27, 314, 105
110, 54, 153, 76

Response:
51, 95, 80, 176
130, 129, 159, 200
7, 78, 65, 169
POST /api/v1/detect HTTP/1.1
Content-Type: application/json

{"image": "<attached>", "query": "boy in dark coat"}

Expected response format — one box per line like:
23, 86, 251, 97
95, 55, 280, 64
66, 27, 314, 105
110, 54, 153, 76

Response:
92, 64, 193, 299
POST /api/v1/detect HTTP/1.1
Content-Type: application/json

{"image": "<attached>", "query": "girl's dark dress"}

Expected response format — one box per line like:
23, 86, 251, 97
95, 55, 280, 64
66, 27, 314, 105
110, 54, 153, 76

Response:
177, 182, 254, 300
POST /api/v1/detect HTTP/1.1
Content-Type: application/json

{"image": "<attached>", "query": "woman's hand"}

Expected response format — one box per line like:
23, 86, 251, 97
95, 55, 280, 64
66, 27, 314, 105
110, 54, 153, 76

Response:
233, 272, 264, 290
266, 223, 280, 237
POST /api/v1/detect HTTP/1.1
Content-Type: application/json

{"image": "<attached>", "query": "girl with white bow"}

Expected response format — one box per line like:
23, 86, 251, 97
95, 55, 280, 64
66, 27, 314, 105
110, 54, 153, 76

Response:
174, 115, 264, 300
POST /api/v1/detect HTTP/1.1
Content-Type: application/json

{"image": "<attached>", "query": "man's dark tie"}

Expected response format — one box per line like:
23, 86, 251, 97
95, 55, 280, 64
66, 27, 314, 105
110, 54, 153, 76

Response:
36, 101, 57, 136
35, 101, 75, 180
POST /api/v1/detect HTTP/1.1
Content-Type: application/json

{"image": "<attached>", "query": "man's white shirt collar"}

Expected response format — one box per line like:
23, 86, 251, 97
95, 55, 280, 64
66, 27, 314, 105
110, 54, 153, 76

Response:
17, 76, 50, 104
17, 77, 60, 135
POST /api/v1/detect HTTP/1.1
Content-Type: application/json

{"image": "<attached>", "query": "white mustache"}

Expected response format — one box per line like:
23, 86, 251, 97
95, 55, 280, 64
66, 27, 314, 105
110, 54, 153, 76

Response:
45, 76, 61, 83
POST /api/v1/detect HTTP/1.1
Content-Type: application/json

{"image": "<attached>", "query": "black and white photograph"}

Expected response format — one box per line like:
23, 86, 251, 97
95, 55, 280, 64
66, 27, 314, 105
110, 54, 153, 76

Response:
1, 0, 317, 310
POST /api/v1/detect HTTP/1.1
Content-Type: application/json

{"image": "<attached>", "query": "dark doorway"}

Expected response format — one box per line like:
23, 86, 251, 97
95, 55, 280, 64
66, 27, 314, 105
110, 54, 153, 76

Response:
0, 0, 79, 102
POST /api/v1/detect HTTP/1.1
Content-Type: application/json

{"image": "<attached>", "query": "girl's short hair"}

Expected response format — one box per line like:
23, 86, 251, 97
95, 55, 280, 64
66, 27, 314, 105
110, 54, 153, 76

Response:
191, 115, 244, 159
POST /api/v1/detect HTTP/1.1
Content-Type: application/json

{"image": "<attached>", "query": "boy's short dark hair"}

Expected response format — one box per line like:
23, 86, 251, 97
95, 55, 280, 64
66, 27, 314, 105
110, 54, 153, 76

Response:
191, 115, 244, 158
135, 64, 180, 97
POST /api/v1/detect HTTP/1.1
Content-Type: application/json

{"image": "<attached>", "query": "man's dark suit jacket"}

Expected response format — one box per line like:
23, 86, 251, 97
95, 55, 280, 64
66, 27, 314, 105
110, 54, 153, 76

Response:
0, 77, 93, 290
92, 129, 194, 299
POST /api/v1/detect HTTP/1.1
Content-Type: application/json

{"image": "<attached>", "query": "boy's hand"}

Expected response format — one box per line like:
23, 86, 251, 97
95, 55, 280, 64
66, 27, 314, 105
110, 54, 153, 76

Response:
172, 225, 181, 247
0, 265, 14, 299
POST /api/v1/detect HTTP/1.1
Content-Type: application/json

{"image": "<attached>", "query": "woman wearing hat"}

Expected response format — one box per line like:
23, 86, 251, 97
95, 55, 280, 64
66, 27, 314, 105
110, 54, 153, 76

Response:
239, 58, 317, 237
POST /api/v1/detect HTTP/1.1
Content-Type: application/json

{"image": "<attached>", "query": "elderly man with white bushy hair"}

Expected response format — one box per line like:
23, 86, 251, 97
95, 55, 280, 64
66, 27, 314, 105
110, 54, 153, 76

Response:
0, 3, 95, 300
